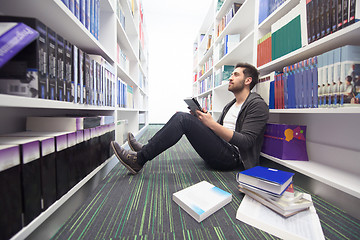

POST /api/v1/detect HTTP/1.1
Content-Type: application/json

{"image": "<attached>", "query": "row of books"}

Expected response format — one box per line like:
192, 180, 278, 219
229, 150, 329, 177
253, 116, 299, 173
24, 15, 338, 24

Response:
198, 75, 213, 95
257, 0, 359, 67
61, 0, 100, 40
217, 34, 241, 61
306, 0, 359, 44
257, 45, 360, 109
271, 3, 305, 61
199, 93, 213, 112
217, 0, 225, 11
198, 56, 213, 79
116, 0, 126, 30
214, 65, 234, 87
258, 0, 287, 24
117, 43, 130, 74
217, 2, 243, 37
236, 166, 313, 218
199, 34, 213, 54
0, 115, 115, 240
117, 79, 134, 109
256, 32, 272, 67
0, 16, 117, 107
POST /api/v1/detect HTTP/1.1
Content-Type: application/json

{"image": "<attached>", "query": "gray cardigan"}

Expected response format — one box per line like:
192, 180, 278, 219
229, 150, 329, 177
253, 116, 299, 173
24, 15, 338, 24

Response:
217, 92, 269, 169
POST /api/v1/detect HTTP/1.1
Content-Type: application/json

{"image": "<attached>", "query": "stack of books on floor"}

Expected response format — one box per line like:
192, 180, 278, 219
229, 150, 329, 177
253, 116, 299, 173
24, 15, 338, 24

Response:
236, 166, 312, 217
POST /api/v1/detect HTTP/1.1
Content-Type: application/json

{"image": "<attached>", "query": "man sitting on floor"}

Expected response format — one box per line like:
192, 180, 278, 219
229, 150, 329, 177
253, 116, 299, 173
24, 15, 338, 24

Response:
111, 62, 269, 174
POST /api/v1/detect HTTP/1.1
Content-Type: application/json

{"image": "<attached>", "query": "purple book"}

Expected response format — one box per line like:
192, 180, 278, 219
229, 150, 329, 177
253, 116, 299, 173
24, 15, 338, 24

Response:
0, 22, 39, 68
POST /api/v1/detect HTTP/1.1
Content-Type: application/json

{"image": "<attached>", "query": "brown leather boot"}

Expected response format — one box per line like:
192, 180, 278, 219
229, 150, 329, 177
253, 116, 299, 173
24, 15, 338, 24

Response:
127, 132, 143, 152
111, 141, 143, 174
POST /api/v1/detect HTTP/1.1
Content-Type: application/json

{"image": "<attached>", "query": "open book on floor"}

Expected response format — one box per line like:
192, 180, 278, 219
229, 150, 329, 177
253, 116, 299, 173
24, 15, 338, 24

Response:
236, 194, 325, 240
172, 181, 232, 222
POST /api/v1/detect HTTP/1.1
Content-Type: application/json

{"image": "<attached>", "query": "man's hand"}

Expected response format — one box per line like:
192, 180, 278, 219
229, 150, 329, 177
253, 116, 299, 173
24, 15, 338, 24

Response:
196, 108, 234, 142
196, 108, 213, 127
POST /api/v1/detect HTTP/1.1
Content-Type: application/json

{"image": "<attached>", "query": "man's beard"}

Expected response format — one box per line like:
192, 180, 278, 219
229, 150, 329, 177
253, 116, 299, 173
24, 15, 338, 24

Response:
228, 80, 245, 93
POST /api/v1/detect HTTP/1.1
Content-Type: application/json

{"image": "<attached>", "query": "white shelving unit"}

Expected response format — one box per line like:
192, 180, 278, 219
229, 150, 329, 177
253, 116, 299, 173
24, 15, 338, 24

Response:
0, 0, 149, 238
193, 0, 360, 217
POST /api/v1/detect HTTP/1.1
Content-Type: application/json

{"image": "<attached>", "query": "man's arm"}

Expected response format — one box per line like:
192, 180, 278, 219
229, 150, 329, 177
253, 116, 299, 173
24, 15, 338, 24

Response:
196, 109, 234, 142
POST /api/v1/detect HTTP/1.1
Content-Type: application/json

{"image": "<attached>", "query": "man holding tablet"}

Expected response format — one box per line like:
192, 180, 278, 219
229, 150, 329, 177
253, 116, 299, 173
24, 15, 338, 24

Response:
111, 63, 269, 174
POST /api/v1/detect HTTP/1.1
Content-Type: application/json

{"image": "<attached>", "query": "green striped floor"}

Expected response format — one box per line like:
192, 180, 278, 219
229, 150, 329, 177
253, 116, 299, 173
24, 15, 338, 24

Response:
51, 125, 360, 240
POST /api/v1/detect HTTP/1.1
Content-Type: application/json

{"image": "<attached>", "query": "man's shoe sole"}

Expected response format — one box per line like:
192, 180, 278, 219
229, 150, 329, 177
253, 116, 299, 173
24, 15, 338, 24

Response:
111, 141, 138, 175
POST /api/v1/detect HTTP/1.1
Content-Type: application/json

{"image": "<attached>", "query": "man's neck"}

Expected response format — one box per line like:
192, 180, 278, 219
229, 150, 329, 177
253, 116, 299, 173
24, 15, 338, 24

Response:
233, 89, 250, 105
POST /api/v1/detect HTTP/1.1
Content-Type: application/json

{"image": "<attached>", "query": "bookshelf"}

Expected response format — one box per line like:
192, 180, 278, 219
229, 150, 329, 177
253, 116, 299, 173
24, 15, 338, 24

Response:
0, 0, 149, 238
193, 0, 360, 218
1, 0, 149, 133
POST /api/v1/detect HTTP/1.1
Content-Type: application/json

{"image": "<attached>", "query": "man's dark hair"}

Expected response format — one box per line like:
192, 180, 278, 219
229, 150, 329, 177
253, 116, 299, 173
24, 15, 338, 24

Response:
235, 62, 259, 90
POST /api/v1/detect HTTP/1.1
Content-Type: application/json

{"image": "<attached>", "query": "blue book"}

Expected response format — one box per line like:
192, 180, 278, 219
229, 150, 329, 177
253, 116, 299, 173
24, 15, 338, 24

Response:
69, 0, 75, 13
269, 80, 275, 109
85, 0, 90, 30
288, 66, 296, 108
80, 0, 86, 26
236, 166, 294, 195
74, 0, 80, 19
312, 56, 318, 108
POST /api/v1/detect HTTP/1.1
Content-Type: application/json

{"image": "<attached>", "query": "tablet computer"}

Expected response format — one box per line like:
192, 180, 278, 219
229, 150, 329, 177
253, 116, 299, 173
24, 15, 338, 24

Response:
184, 97, 205, 115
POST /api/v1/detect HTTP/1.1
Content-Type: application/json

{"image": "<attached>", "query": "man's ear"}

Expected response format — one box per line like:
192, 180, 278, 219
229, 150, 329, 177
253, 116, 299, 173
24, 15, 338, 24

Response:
245, 77, 252, 86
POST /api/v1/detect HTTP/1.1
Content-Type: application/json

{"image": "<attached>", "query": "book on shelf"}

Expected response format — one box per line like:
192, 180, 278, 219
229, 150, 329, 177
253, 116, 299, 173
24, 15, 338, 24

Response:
0, 16, 48, 99
56, 34, 65, 101
0, 22, 39, 68
48, 27, 57, 100
172, 181, 232, 222
64, 40, 73, 102
236, 166, 294, 195
349, 0, 359, 24
271, 1, 306, 60
257, 71, 274, 106
0, 136, 43, 225
0, 144, 22, 240
26, 116, 103, 132
236, 194, 325, 240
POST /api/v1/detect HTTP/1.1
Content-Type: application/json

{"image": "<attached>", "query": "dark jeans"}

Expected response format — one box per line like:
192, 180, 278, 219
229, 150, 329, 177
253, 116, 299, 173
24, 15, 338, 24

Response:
138, 112, 242, 170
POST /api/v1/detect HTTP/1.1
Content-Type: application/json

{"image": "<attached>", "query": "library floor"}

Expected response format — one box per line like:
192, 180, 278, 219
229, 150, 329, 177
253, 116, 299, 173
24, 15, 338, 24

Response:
32, 125, 360, 239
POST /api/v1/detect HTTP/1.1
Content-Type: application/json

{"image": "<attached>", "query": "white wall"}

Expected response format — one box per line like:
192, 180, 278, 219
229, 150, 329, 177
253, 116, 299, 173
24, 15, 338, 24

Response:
142, 0, 212, 123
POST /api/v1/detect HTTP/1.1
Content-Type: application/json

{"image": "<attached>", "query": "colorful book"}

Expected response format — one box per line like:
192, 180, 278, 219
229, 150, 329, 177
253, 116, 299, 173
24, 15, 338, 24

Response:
172, 181, 232, 222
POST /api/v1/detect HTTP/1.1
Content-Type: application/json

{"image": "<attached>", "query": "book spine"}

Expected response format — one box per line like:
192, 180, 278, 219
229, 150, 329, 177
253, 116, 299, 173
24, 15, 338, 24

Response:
349, 0, 357, 24
78, 49, 84, 104
343, 0, 349, 27
64, 40, 73, 102
306, 0, 313, 44
80, 0, 86, 26
56, 35, 65, 101
331, 0, 338, 33
36, 21, 48, 100
337, 0, 343, 29
84, 52, 90, 104
47, 27, 57, 100
72, 45, 78, 103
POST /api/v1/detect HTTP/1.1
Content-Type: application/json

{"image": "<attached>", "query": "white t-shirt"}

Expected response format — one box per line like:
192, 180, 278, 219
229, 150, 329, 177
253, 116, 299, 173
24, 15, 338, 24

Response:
223, 103, 243, 131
